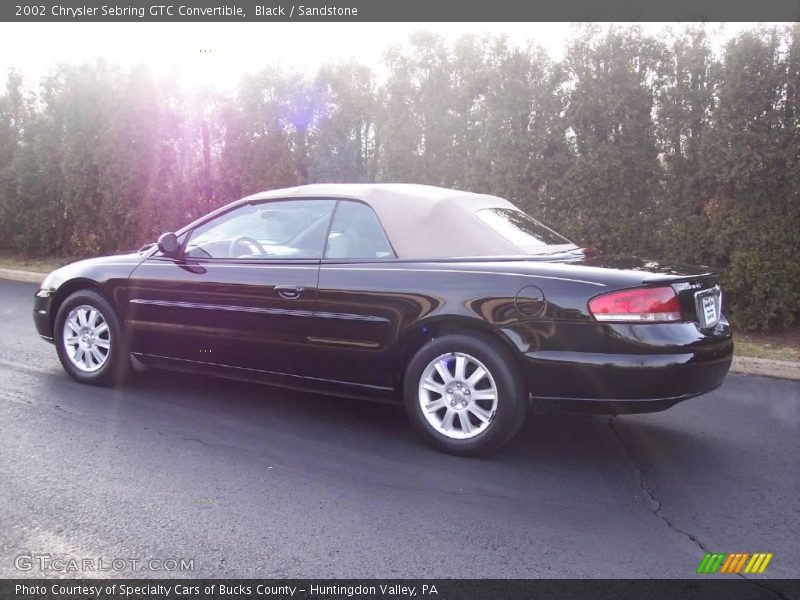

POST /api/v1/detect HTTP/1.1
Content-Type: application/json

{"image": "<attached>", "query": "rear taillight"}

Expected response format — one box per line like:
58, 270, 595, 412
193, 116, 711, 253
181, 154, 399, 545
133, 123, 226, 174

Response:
588, 286, 683, 323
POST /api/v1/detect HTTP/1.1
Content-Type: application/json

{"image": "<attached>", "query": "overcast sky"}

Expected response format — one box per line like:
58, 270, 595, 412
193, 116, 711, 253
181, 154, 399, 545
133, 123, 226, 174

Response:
0, 22, 779, 90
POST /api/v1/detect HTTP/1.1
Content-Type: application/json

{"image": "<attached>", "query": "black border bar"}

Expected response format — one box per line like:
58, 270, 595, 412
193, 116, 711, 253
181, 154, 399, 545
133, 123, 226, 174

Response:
2, 579, 800, 600
2, 0, 800, 22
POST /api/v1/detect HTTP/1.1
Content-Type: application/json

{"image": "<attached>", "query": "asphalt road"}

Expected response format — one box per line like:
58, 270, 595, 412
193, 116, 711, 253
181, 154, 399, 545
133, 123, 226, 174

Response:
0, 279, 798, 582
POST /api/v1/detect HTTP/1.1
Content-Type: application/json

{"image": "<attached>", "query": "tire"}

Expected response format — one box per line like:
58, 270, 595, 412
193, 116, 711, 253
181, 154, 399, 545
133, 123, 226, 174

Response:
54, 289, 129, 386
403, 333, 528, 456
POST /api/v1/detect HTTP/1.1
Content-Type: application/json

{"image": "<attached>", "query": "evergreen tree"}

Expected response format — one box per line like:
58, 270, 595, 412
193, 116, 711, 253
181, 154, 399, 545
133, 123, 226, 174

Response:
0, 25, 797, 330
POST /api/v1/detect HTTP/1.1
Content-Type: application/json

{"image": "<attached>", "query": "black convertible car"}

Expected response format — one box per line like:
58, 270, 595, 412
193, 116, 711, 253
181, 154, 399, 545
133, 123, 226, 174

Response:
34, 184, 732, 454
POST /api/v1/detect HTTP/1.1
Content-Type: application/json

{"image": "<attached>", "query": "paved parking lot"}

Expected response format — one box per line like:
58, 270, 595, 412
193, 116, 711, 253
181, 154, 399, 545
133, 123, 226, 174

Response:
0, 279, 797, 582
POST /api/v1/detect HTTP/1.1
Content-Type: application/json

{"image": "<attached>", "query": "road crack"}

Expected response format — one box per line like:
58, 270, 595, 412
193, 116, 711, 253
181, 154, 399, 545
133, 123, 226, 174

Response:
607, 417, 790, 600
606, 417, 709, 552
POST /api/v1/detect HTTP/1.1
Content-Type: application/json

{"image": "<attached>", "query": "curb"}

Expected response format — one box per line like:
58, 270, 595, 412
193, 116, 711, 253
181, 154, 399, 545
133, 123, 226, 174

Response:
1, 266, 799, 381
0, 267, 45, 285
730, 356, 800, 381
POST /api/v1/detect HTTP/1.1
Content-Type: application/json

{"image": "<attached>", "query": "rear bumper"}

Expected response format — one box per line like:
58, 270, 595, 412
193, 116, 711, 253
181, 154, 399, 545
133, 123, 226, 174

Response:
507, 318, 733, 414
528, 386, 724, 415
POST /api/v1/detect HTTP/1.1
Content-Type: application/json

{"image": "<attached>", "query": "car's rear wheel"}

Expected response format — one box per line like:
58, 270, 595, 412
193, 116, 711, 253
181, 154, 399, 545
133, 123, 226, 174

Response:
403, 333, 528, 455
54, 289, 128, 386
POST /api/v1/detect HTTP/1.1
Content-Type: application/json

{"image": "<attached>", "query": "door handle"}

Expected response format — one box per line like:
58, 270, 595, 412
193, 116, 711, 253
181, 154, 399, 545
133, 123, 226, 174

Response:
275, 285, 304, 299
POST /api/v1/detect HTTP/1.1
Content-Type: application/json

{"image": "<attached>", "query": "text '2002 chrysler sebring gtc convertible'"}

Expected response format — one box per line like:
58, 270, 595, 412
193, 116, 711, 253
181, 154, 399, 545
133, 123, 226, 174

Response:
34, 184, 732, 455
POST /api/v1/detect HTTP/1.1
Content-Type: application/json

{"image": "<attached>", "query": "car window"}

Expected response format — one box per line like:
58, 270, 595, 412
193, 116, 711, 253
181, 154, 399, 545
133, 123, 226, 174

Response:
325, 201, 396, 259
476, 208, 572, 250
185, 200, 336, 260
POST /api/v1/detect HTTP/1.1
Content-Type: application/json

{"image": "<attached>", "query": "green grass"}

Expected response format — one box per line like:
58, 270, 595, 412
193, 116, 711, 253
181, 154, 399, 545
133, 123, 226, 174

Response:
0, 252, 69, 273
734, 331, 800, 362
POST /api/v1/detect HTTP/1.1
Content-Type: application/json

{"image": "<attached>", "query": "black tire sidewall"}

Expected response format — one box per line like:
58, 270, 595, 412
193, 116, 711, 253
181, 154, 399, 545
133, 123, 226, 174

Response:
54, 289, 126, 386
403, 333, 527, 455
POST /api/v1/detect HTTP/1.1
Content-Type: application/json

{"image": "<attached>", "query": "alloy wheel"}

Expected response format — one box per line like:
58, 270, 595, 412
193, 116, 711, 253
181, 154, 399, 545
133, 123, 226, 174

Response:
62, 304, 111, 373
417, 352, 498, 439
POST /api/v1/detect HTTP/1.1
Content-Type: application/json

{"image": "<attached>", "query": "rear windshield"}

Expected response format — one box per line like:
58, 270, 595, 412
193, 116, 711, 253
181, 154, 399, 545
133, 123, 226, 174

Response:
476, 208, 573, 251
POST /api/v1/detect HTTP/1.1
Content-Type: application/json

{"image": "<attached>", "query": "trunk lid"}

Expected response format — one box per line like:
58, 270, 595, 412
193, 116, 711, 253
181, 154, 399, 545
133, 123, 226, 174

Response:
572, 255, 723, 327
566, 254, 715, 282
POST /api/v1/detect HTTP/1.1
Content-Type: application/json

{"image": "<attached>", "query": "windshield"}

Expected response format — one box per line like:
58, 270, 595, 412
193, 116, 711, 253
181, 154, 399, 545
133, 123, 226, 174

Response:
476, 208, 575, 253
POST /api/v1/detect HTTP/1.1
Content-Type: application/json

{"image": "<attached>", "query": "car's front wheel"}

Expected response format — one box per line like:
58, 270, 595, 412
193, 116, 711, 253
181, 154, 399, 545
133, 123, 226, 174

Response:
54, 289, 128, 386
403, 334, 528, 455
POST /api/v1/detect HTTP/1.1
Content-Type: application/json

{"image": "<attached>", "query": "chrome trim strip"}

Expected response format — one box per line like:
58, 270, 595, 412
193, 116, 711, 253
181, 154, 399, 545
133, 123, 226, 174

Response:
323, 266, 607, 286
313, 311, 390, 323
129, 298, 311, 318
130, 298, 388, 323
142, 261, 318, 269
307, 336, 381, 348
139, 259, 604, 284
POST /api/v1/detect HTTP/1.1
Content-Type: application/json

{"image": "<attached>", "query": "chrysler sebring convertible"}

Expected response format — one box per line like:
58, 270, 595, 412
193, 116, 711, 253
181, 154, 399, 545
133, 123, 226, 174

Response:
33, 184, 732, 454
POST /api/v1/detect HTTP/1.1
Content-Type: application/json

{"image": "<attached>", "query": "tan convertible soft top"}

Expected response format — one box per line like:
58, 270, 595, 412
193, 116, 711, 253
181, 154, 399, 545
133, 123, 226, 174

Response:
244, 183, 530, 259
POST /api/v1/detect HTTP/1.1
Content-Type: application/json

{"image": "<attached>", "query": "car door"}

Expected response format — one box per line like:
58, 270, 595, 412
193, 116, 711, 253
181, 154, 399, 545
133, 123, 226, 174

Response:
308, 200, 421, 396
127, 198, 336, 380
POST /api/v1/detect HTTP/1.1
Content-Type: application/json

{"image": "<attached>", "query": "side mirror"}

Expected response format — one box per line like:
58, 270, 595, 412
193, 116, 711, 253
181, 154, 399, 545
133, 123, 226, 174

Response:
157, 232, 179, 256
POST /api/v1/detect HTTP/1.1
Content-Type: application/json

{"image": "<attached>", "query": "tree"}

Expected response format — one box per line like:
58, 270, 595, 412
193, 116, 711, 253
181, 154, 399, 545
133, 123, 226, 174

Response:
216, 69, 304, 202
701, 27, 800, 329
0, 25, 797, 331
308, 63, 378, 183
653, 26, 718, 264
560, 25, 666, 255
